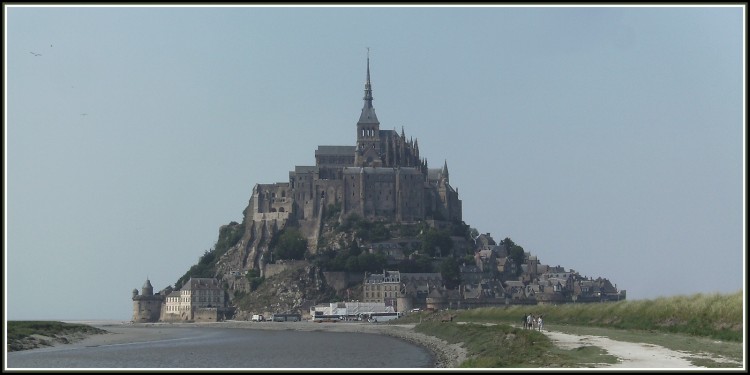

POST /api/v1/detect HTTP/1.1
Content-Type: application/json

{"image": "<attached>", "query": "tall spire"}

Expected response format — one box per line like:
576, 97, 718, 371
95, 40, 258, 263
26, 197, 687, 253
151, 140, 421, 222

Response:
364, 48, 373, 103
358, 48, 379, 124
442, 160, 450, 183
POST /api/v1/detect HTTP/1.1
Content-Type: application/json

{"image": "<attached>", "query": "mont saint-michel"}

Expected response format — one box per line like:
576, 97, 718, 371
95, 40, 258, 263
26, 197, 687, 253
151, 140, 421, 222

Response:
132, 57, 624, 323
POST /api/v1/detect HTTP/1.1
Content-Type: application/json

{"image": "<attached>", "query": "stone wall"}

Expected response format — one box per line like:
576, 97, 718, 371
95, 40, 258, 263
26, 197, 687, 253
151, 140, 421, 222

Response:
132, 297, 163, 323
322, 271, 366, 293
264, 260, 310, 278
193, 308, 220, 322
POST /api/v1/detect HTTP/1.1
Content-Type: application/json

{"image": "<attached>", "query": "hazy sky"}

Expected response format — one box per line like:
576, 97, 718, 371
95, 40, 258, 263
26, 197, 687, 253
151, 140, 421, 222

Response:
5, 5, 745, 321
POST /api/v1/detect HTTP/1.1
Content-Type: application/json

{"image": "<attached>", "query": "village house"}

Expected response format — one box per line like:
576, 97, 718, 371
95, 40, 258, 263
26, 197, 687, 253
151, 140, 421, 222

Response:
132, 277, 227, 323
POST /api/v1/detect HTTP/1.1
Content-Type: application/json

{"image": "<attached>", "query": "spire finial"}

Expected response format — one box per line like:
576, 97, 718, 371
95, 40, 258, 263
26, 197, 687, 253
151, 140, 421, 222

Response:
357, 49, 379, 125
364, 48, 373, 103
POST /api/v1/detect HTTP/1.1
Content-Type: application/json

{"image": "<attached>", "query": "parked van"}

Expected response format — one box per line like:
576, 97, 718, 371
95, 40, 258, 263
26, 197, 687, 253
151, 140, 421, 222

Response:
251, 314, 264, 322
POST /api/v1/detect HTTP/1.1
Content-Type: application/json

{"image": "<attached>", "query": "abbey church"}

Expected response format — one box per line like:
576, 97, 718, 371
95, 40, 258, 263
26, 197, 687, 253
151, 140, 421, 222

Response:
224, 56, 462, 275
133, 57, 626, 322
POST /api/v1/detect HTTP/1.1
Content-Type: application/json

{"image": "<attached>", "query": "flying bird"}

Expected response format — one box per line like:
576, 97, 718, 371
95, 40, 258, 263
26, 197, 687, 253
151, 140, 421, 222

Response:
30, 51, 41, 56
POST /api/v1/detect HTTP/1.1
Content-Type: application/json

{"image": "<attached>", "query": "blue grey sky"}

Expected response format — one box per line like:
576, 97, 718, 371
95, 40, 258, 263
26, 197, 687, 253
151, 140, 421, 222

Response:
5, 5, 745, 321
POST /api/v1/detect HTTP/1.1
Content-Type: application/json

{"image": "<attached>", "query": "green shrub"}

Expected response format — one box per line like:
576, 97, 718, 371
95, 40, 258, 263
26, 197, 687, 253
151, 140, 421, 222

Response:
272, 228, 308, 260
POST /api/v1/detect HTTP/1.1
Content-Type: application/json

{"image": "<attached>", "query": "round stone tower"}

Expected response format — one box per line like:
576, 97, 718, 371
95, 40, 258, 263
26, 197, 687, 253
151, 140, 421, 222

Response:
142, 279, 154, 296
132, 278, 162, 323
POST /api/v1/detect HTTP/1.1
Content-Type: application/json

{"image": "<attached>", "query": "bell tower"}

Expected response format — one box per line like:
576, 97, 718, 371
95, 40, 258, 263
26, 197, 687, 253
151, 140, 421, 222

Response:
356, 49, 382, 167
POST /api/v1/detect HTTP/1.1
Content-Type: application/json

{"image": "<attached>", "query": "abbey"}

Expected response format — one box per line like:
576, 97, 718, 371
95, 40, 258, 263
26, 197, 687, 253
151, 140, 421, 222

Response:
239, 56, 461, 269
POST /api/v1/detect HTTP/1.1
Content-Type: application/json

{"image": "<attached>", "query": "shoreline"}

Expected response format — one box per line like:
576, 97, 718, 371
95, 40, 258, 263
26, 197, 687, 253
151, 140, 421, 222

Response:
80, 320, 467, 368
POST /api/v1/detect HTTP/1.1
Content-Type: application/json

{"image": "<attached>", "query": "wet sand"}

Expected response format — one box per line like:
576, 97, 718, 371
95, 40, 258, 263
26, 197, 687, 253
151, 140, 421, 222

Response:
77, 320, 468, 368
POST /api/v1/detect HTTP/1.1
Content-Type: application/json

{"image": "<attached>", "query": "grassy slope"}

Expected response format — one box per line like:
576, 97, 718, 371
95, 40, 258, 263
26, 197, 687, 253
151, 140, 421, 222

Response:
396, 291, 744, 368
458, 291, 743, 341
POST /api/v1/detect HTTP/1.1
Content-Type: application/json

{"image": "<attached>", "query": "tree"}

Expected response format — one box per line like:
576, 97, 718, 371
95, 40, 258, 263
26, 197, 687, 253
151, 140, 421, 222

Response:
450, 220, 471, 239
272, 228, 308, 260
397, 254, 433, 273
501, 237, 525, 276
420, 228, 453, 257
463, 254, 476, 266
246, 269, 264, 291
469, 227, 480, 241
440, 257, 461, 289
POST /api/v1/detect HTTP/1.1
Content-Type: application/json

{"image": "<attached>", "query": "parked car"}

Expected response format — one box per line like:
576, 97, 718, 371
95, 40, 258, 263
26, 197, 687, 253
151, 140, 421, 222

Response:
251, 314, 264, 322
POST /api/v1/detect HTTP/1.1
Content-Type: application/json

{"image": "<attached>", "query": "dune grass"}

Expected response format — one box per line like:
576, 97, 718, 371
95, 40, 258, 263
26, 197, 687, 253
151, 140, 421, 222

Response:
454, 291, 743, 342
414, 321, 619, 368
7, 320, 107, 350
394, 292, 743, 367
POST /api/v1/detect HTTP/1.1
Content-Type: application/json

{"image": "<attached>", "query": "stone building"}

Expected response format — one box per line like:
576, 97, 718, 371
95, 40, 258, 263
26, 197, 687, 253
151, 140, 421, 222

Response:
224, 55, 463, 278
163, 277, 225, 322
132, 277, 225, 323
363, 270, 443, 312
131, 278, 166, 323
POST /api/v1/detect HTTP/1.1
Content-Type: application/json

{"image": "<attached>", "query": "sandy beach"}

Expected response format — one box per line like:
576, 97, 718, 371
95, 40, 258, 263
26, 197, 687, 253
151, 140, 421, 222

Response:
76, 320, 468, 368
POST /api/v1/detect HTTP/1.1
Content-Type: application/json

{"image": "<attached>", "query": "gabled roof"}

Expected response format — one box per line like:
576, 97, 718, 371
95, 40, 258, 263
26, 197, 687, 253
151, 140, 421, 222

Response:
427, 168, 442, 181
315, 146, 356, 156
181, 278, 222, 291
504, 280, 525, 288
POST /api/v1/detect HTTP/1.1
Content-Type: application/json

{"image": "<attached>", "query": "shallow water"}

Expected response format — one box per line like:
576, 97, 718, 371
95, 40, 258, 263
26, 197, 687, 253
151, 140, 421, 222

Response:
6, 325, 433, 369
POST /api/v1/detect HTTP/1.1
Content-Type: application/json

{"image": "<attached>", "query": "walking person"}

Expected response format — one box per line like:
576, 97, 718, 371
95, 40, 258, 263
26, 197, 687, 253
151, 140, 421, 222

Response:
538, 315, 544, 331
526, 313, 533, 330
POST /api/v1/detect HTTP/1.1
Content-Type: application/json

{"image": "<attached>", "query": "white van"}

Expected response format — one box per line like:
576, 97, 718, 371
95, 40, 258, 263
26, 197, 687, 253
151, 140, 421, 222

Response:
251, 314, 264, 322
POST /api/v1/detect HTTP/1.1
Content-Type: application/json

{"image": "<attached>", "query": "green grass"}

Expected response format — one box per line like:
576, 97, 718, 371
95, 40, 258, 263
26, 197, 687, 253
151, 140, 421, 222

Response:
390, 292, 744, 368
414, 321, 620, 368
455, 291, 743, 341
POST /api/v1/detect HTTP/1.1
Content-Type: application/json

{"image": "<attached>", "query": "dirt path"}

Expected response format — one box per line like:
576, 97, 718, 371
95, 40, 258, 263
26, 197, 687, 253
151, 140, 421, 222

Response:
469, 322, 717, 368
540, 329, 702, 368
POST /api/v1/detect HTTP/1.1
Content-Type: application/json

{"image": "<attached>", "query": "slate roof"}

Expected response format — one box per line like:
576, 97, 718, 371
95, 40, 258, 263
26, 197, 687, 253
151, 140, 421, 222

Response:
181, 278, 222, 291
315, 146, 356, 156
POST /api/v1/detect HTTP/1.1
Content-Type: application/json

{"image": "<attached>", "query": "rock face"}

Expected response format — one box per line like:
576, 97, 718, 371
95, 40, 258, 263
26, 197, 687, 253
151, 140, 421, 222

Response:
232, 262, 337, 320
216, 215, 282, 295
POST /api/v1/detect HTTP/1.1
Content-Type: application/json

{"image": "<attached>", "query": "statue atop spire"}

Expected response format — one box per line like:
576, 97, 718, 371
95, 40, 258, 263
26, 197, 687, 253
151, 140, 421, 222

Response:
358, 48, 379, 125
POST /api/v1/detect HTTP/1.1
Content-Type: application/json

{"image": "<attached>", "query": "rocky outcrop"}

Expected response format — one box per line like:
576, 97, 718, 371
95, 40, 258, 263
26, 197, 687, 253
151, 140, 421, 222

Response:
216, 212, 287, 294
8, 328, 107, 352
233, 262, 336, 320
